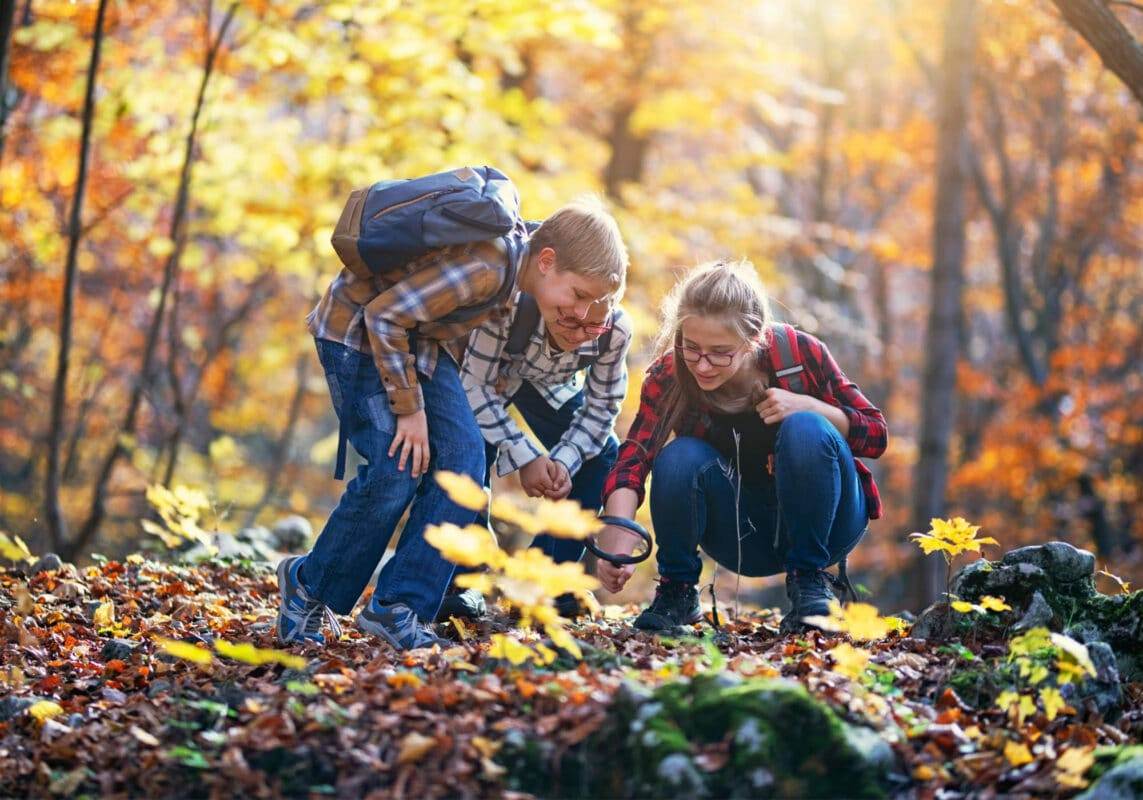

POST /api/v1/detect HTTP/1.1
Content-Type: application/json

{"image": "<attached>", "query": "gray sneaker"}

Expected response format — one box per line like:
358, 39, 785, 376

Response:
357, 600, 448, 651
276, 556, 341, 645
779, 568, 838, 634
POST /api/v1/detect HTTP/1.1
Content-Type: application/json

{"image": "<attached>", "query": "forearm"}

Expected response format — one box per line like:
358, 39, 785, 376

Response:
806, 396, 850, 437
598, 488, 643, 554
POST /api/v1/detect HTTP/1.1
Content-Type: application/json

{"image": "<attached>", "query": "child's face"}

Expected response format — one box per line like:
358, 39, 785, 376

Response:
533, 248, 615, 350
678, 317, 752, 391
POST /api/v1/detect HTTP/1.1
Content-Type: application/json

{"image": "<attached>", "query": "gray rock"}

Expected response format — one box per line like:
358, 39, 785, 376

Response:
1062, 641, 1123, 720
1000, 542, 1095, 585
271, 516, 312, 551
1013, 591, 1055, 632
236, 526, 274, 546
952, 558, 1050, 602
1078, 757, 1143, 800
911, 602, 955, 640
31, 553, 63, 574
213, 533, 258, 561
101, 638, 139, 662
0, 696, 40, 721
843, 723, 897, 774
656, 753, 707, 796
147, 680, 172, 698
1065, 622, 1104, 644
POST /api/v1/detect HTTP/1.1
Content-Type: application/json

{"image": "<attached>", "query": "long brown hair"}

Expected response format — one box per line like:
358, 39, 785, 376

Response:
649, 259, 774, 452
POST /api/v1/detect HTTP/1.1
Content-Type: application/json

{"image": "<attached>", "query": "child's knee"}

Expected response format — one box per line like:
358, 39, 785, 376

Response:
775, 411, 837, 460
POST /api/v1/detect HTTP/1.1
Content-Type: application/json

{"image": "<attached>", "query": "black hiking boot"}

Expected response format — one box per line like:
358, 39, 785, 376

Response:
555, 591, 597, 620
779, 568, 838, 634
434, 586, 487, 623
633, 578, 703, 632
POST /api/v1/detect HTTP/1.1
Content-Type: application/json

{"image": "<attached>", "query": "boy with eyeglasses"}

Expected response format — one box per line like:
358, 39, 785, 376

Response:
445, 201, 633, 620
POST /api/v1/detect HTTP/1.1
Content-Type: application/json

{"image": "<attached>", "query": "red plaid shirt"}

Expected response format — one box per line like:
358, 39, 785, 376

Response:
602, 326, 887, 519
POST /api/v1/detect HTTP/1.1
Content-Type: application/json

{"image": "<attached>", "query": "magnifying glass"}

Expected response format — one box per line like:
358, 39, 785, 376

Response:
585, 515, 652, 566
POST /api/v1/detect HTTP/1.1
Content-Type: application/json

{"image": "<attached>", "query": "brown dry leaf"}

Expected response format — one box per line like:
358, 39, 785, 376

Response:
129, 725, 160, 747
396, 732, 437, 765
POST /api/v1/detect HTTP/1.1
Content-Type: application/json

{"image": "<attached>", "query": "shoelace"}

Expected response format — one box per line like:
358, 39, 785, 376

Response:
301, 602, 341, 641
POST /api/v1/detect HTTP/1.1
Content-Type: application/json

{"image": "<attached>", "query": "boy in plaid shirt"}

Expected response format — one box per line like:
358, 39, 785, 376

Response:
277, 199, 628, 650
443, 259, 633, 619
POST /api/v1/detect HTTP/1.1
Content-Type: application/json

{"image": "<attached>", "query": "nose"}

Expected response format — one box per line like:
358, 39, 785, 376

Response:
573, 301, 591, 320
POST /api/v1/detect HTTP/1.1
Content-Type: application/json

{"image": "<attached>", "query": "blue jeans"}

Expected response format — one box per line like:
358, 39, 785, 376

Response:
300, 339, 486, 620
482, 381, 619, 563
648, 411, 868, 583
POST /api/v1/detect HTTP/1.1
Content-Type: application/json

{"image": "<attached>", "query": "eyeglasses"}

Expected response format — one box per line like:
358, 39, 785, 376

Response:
554, 315, 613, 337
679, 343, 747, 368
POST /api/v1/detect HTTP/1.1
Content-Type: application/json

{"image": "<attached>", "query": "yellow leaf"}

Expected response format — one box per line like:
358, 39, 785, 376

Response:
996, 690, 1037, 725
1049, 632, 1096, 680
454, 572, 495, 595
471, 736, 500, 758
434, 471, 488, 511
1096, 569, 1131, 595
829, 642, 872, 679
93, 600, 115, 628
450, 616, 470, 641
154, 637, 213, 665
488, 633, 534, 666
424, 523, 503, 569
912, 764, 936, 781
27, 700, 65, 723
544, 623, 582, 659
1055, 747, 1094, 789
803, 600, 893, 641
979, 595, 1011, 612
950, 600, 978, 613
396, 732, 436, 765
1004, 740, 1034, 766
0, 531, 34, 562
1039, 686, 1068, 721
387, 672, 424, 689
125, 553, 145, 565
213, 640, 307, 670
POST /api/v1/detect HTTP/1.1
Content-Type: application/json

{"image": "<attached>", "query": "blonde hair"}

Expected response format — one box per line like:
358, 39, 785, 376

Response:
529, 196, 628, 301
651, 258, 774, 450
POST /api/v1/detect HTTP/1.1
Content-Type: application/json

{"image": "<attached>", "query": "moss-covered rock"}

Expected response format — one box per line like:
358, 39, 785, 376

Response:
948, 541, 1143, 681
498, 672, 894, 799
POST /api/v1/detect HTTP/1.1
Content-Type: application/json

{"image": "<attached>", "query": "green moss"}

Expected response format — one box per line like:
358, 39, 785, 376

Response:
499, 673, 890, 799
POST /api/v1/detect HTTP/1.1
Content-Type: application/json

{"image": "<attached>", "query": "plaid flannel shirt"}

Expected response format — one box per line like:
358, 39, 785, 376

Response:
461, 306, 632, 478
602, 329, 888, 519
306, 239, 517, 415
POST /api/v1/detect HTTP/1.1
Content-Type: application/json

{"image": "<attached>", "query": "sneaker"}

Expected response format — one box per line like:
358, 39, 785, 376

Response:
276, 556, 341, 645
357, 600, 448, 651
779, 568, 838, 634
633, 578, 702, 632
434, 586, 487, 623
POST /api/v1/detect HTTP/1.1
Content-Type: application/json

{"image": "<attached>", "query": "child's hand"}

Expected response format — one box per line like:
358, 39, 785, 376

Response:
389, 409, 430, 478
755, 387, 811, 425
519, 455, 556, 497
544, 460, 572, 500
594, 522, 640, 593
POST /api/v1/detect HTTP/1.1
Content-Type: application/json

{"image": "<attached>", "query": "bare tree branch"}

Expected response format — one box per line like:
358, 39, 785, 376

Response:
1050, 0, 1143, 106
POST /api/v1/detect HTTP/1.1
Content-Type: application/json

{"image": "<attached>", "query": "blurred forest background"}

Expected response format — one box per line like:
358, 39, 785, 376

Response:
1, 0, 1140, 611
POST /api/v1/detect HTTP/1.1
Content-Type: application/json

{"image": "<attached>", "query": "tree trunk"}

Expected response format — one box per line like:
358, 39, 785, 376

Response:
907, 0, 977, 609
0, 0, 16, 164
63, 3, 238, 561
43, 0, 111, 553
1050, 0, 1143, 106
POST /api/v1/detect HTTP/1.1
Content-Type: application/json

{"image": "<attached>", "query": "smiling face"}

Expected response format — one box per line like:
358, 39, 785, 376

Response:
529, 247, 616, 350
678, 316, 754, 391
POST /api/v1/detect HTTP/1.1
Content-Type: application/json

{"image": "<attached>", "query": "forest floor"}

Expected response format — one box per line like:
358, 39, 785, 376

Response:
1, 556, 1140, 798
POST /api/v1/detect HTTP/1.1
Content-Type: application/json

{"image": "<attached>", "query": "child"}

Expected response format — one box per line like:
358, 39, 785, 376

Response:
592, 259, 887, 633
277, 198, 628, 650
444, 210, 632, 619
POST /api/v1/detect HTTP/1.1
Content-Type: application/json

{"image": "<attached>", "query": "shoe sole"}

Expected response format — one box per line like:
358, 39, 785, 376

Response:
356, 611, 407, 651
633, 610, 704, 633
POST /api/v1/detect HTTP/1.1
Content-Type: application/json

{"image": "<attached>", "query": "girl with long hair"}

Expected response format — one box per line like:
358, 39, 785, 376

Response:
596, 259, 887, 632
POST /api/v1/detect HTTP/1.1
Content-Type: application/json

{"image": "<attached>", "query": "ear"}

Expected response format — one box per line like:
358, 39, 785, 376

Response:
536, 247, 558, 275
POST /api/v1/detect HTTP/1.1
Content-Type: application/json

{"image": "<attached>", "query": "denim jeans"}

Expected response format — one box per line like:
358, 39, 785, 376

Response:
648, 411, 868, 583
480, 380, 619, 563
300, 338, 486, 620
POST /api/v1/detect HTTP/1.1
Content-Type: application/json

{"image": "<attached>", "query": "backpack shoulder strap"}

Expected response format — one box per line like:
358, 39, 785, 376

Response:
505, 291, 541, 356
769, 324, 807, 393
